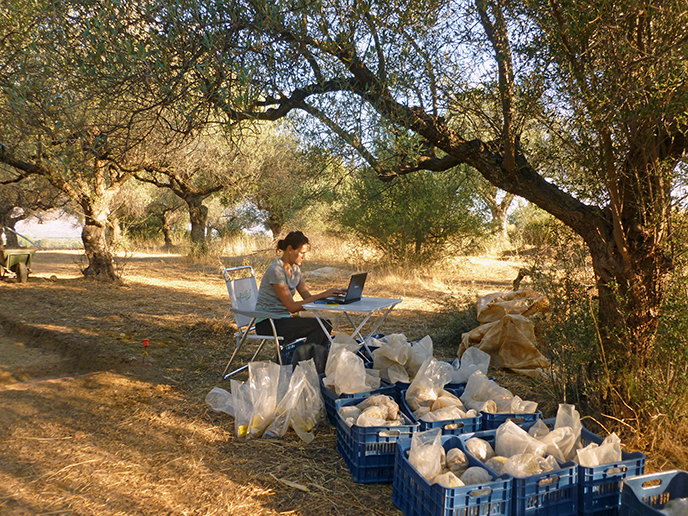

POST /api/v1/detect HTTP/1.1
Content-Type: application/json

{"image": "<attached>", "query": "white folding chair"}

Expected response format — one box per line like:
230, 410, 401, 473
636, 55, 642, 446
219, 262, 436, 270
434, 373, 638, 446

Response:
222, 265, 285, 379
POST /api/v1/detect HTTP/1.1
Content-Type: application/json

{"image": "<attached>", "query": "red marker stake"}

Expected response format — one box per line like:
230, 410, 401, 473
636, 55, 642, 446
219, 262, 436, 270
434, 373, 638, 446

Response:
142, 339, 151, 365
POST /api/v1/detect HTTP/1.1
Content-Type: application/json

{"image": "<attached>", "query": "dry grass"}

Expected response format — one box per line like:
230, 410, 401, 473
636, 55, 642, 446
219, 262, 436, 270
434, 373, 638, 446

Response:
0, 237, 682, 516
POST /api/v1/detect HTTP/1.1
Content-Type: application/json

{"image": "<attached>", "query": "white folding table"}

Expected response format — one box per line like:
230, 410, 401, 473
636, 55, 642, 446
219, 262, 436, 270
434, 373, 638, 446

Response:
303, 297, 403, 348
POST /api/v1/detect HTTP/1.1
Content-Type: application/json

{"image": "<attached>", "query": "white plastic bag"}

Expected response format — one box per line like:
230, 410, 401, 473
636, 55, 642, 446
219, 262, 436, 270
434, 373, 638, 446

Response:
576, 433, 622, 467
406, 357, 453, 412
230, 379, 253, 438
452, 347, 491, 384
325, 333, 361, 378
407, 336, 434, 378
409, 428, 444, 481
333, 350, 368, 394
433, 471, 464, 488
495, 420, 548, 457
460, 371, 513, 407
248, 361, 282, 438
460, 466, 493, 485
464, 437, 495, 461
205, 387, 234, 416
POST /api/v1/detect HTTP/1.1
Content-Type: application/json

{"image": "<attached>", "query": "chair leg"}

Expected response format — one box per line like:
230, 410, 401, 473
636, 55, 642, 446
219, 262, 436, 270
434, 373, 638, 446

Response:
248, 339, 268, 363
222, 317, 255, 379
269, 319, 283, 366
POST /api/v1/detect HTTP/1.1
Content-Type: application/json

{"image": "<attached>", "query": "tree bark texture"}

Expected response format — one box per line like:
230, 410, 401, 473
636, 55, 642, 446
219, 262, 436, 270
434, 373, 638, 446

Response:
81, 222, 117, 281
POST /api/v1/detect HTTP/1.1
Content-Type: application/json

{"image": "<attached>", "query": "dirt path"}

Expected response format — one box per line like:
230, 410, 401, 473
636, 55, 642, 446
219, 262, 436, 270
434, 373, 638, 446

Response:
0, 250, 524, 515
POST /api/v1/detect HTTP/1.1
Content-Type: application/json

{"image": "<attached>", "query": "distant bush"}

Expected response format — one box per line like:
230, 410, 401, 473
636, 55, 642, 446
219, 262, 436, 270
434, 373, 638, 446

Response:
333, 168, 487, 265
36, 238, 83, 250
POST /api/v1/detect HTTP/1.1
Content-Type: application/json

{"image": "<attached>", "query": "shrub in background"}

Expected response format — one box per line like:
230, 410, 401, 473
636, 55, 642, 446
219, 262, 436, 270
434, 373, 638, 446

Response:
332, 167, 487, 265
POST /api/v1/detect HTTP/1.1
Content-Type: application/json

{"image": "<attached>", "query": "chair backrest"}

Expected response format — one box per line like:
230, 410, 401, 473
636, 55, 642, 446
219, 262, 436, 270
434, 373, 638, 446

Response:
223, 266, 259, 330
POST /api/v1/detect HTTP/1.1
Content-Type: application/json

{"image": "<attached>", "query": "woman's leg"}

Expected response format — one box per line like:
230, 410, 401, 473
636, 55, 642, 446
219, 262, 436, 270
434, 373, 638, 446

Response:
256, 317, 331, 373
257, 317, 332, 347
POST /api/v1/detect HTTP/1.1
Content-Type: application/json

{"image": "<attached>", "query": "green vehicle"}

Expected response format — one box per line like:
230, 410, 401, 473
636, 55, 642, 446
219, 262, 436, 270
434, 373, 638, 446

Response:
0, 247, 37, 283
1, 227, 39, 283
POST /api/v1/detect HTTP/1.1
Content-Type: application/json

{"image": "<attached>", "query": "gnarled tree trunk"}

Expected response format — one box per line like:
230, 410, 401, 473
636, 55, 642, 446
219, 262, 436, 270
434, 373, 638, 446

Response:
81, 201, 118, 281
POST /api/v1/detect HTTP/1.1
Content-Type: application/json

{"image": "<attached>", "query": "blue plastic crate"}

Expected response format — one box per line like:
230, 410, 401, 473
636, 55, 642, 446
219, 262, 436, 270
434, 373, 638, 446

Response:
577, 427, 645, 516
620, 470, 688, 516
278, 341, 301, 365
392, 434, 512, 516
481, 410, 543, 430
335, 396, 418, 484
400, 388, 481, 436
457, 428, 579, 516
319, 373, 396, 426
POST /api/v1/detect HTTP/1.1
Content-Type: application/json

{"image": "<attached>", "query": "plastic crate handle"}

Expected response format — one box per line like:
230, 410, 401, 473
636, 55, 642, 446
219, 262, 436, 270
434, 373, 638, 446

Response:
508, 417, 525, 424
640, 478, 663, 489
444, 422, 464, 430
539, 475, 559, 487
605, 466, 627, 476
379, 429, 401, 438
469, 487, 493, 498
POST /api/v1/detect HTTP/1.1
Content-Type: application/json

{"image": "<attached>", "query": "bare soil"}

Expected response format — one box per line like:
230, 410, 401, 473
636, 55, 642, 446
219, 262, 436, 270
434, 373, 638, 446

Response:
0, 249, 640, 515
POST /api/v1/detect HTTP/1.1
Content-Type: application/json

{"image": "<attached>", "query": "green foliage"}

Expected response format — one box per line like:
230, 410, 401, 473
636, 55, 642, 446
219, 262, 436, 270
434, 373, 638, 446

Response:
508, 201, 567, 248
518, 212, 688, 448
333, 167, 487, 265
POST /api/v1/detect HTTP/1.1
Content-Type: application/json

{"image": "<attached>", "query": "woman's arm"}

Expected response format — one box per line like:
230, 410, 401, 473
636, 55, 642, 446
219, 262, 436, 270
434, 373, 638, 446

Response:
273, 281, 345, 313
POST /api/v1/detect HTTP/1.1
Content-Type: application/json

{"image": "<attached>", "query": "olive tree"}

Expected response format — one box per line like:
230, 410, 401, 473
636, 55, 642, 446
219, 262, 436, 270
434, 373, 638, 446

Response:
30, 0, 688, 385
155, 0, 687, 374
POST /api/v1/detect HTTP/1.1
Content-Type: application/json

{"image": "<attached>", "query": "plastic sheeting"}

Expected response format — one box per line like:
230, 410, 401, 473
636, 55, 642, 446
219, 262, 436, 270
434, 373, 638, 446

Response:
459, 290, 550, 377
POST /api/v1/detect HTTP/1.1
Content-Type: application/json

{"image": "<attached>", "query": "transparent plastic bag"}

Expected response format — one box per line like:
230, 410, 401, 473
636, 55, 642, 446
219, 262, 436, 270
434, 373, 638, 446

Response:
495, 420, 547, 457
662, 498, 688, 516
375, 336, 412, 365
502, 453, 558, 478
248, 361, 282, 438
339, 405, 361, 425
495, 395, 538, 414
289, 359, 323, 443
554, 403, 582, 447
230, 379, 253, 438
433, 471, 464, 488
485, 456, 509, 475
407, 336, 434, 378
406, 357, 453, 412
264, 359, 322, 442
465, 437, 495, 461
206, 387, 234, 415
540, 426, 577, 462
431, 390, 464, 411
576, 433, 621, 467
460, 466, 493, 485
452, 347, 491, 384
357, 395, 399, 420
333, 350, 367, 394
325, 333, 361, 378
409, 428, 444, 481
460, 371, 513, 406
388, 363, 410, 383
528, 419, 550, 439
446, 447, 469, 476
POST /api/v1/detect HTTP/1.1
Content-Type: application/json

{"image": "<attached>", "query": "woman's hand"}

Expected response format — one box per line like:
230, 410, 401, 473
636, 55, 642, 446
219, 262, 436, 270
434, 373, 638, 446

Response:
322, 287, 346, 298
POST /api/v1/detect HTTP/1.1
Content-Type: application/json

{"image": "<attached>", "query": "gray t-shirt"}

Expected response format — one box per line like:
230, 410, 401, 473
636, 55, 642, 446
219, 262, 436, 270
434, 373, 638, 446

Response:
254, 258, 302, 318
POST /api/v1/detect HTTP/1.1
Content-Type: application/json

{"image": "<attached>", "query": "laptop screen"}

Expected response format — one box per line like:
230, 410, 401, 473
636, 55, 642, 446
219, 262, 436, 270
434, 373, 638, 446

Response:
342, 272, 367, 302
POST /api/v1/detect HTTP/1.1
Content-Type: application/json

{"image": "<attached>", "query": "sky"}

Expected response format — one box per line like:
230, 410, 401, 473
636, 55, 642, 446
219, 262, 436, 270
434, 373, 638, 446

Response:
15, 214, 83, 240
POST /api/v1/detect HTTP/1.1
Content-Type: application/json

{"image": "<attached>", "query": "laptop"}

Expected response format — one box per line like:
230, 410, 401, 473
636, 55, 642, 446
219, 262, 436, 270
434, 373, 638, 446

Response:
324, 272, 368, 304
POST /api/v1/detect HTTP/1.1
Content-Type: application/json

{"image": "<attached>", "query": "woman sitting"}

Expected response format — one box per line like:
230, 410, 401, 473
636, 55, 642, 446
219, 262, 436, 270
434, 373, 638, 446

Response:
254, 231, 345, 373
